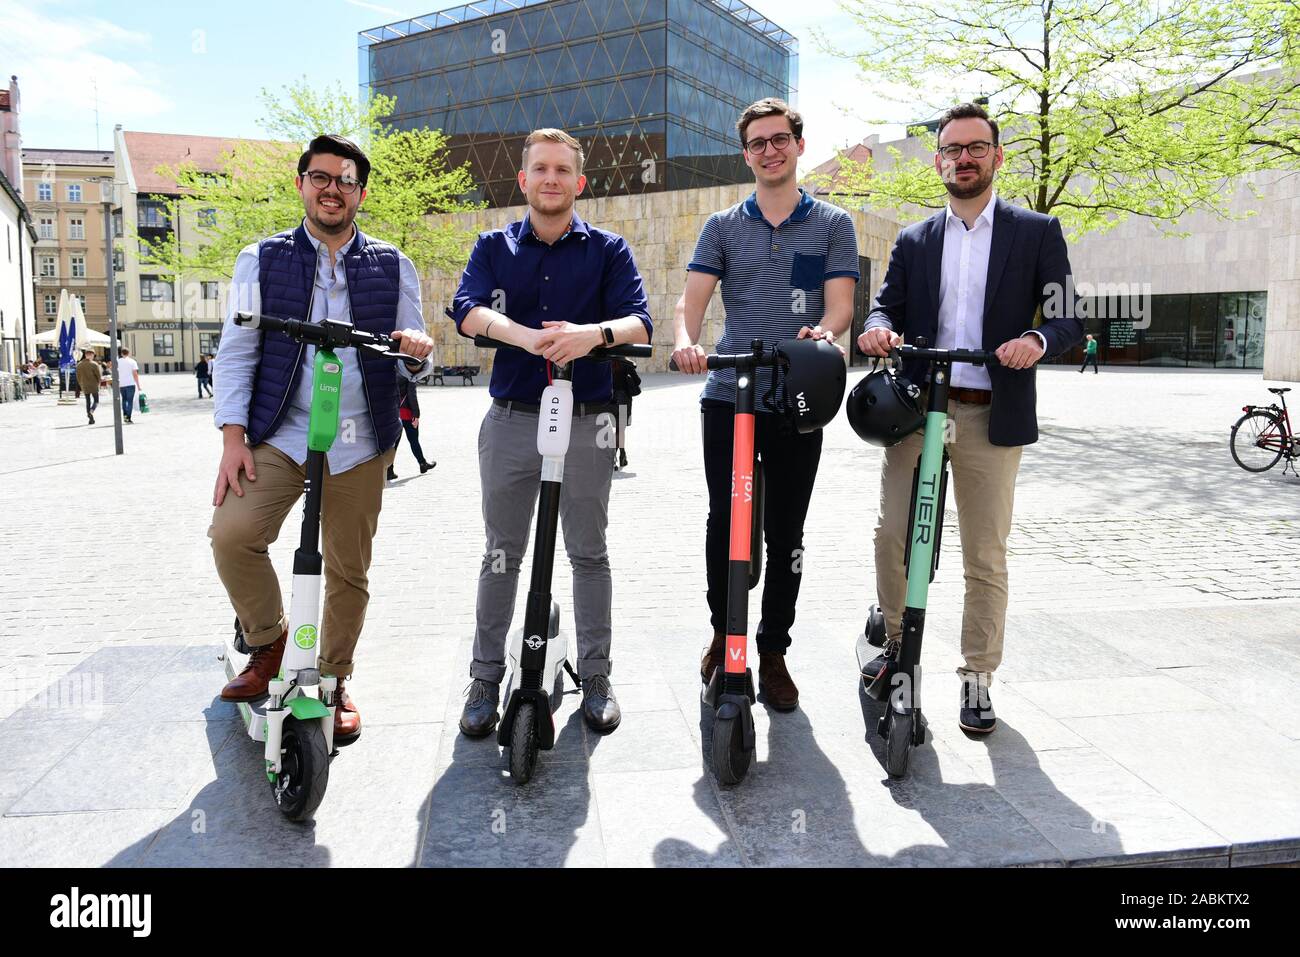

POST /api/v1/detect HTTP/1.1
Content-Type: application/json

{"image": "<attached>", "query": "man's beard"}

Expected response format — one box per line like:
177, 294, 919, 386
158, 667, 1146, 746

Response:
307, 203, 354, 235
944, 165, 994, 200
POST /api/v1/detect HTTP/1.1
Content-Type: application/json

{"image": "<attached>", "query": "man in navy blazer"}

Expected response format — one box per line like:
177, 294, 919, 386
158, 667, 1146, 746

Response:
858, 102, 1082, 733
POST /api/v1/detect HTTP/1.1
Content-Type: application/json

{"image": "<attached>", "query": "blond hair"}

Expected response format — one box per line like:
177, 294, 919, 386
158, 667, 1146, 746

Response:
521, 128, 585, 174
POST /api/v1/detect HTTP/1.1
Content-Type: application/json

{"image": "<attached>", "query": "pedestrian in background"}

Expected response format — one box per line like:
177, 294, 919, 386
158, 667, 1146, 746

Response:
76, 349, 101, 425
196, 354, 214, 397
117, 347, 141, 423
389, 376, 435, 480
1079, 333, 1099, 373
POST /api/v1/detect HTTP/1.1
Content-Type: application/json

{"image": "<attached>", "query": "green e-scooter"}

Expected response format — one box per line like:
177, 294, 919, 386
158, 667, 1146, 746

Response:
220, 310, 418, 819
854, 341, 997, 778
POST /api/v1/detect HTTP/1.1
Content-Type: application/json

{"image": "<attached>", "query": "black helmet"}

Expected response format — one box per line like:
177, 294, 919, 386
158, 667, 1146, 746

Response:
773, 338, 847, 433
845, 364, 924, 446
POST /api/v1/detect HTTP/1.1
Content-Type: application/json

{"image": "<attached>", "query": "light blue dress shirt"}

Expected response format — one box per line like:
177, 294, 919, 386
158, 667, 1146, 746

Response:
213, 221, 430, 475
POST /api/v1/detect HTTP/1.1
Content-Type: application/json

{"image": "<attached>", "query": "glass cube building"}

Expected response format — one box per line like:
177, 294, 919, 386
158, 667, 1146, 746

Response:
359, 0, 796, 207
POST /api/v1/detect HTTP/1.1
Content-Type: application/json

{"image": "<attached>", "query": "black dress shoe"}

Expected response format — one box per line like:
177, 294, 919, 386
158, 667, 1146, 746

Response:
386, 465, 398, 481
581, 675, 621, 733
958, 677, 997, 734
459, 678, 500, 738
861, 639, 899, 681
420, 460, 436, 474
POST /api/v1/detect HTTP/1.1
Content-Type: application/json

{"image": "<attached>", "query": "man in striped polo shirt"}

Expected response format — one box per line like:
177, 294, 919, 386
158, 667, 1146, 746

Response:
672, 98, 859, 712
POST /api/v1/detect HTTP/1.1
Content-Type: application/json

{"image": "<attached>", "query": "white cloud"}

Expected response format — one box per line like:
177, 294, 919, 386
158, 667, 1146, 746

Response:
0, 0, 171, 135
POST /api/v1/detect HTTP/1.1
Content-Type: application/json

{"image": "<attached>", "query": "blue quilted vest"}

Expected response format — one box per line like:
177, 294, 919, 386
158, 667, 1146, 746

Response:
247, 224, 402, 452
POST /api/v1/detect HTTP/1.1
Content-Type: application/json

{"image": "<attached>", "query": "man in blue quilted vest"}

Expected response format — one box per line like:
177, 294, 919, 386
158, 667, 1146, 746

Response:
208, 134, 433, 744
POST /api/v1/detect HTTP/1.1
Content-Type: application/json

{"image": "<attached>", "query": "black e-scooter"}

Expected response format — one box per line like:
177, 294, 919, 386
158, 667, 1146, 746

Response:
855, 340, 998, 777
473, 332, 652, 784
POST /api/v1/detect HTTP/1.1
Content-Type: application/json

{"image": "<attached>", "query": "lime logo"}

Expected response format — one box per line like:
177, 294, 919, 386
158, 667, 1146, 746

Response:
293, 625, 318, 649
321, 400, 334, 413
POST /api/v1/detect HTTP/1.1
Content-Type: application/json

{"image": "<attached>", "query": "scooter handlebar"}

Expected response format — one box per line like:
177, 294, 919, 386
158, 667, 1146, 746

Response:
473, 334, 651, 360
235, 311, 415, 361
669, 350, 779, 372
891, 343, 1001, 366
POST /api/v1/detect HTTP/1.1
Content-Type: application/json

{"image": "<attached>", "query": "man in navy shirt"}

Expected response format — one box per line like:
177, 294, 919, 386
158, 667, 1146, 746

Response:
673, 98, 858, 712
449, 128, 652, 737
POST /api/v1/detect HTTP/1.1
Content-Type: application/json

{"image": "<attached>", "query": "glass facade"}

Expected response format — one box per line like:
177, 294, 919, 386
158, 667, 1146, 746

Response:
360, 0, 796, 207
1052, 292, 1267, 369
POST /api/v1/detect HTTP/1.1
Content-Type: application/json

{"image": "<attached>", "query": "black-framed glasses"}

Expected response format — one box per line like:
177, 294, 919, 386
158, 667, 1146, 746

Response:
937, 141, 994, 161
744, 132, 795, 155
303, 169, 362, 194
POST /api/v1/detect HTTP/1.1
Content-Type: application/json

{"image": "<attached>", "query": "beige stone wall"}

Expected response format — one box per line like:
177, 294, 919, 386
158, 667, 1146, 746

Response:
419, 183, 900, 373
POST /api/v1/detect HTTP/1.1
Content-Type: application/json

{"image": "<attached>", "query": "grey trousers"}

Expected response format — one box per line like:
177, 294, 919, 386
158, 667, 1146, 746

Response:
471, 402, 617, 683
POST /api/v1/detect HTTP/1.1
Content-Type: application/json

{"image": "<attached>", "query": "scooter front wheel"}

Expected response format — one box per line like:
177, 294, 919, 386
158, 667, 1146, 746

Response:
508, 701, 539, 784
883, 710, 914, 779
273, 717, 330, 821
710, 712, 753, 786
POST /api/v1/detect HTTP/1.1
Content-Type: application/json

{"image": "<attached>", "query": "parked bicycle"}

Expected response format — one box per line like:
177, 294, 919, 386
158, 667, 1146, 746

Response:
1230, 387, 1297, 475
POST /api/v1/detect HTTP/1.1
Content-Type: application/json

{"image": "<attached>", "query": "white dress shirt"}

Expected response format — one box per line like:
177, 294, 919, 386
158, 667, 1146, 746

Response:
938, 192, 997, 389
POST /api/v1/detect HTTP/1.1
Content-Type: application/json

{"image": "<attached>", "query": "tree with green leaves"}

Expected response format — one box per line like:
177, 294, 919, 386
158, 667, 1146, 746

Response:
819, 0, 1300, 235
134, 80, 480, 286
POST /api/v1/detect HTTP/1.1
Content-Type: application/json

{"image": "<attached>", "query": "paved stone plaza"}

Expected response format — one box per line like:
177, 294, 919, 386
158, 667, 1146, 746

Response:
1, 363, 1298, 867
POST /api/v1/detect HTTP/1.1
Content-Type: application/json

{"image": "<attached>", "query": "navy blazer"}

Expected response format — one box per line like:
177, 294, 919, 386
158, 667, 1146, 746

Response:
868, 197, 1083, 446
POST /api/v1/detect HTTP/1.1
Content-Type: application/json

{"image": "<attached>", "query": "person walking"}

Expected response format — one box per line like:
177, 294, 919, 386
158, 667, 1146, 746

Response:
858, 101, 1083, 734
195, 354, 214, 397
117, 347, 142, 423
389, 377, 435, 480
1079, 333, 1099, 373
76, 349, 101, 424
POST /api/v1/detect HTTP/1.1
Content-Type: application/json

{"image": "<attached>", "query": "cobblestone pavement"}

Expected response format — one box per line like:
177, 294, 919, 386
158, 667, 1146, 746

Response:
1, 364, 1297, 867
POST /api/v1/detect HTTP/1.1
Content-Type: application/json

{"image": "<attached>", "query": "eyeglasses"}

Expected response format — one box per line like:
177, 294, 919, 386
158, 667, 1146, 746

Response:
937, 141, 994, 161
744, 132, 795, 155
303, 170, 362, 194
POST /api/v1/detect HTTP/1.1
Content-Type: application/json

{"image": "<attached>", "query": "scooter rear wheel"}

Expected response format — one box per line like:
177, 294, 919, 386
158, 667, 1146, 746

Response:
711, 712, 753, 786
274, 717, 330, 821
508, 701, 539, 784
884, 710, 914, 779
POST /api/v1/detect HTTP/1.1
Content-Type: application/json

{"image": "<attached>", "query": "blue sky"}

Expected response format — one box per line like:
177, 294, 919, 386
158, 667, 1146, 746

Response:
1, 0, 922, 167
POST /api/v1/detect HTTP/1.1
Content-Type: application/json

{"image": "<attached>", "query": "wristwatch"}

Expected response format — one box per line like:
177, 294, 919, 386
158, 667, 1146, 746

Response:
600, 323, 615, 346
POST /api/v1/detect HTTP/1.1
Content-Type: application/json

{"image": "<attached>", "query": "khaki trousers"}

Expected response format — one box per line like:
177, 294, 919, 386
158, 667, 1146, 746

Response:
873, 398, 1023, 678
208, 443, 393, 677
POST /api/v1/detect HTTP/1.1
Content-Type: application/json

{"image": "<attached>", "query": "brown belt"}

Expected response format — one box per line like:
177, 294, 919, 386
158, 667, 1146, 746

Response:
949, 387, 992, 405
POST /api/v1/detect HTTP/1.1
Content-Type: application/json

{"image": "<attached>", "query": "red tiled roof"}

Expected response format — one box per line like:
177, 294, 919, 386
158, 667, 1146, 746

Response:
808, 141, 873, 196
121, 131, 283, 193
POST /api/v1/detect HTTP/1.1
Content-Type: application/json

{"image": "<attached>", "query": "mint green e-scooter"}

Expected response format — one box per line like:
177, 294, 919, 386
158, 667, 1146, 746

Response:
220, 310, 417, 820
854, 341, 997, 778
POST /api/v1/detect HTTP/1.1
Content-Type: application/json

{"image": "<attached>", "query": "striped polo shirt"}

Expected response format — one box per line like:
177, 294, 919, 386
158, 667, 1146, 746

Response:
688, 187, 859, 409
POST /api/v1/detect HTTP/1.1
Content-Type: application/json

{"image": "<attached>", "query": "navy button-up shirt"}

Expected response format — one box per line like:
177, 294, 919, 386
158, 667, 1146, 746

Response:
450, 212, 652, 403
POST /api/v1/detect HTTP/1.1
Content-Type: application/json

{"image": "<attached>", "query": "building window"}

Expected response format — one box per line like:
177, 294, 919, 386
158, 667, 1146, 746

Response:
200, 332, 221, 355
115, 282, 126, 306
137, 201, 171, 229
37, 182, 52, 201
112, 249, 124, 272
198, 208, 217, 227
68, 217, 85, 240
140, 276, 174, 301
153, 333, 175, 356
201, 281, 220, 300
38, 217, 55, 240
67, 184, 82, 202
112, 211, 122, 237
39, 256, 56, 278
75, 294, 87, 313
44, 294, 57, 315
70, 255, 86, 278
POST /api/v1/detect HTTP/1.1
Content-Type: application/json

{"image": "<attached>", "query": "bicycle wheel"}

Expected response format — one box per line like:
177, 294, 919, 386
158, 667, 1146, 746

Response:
1230, 411, 1286, 472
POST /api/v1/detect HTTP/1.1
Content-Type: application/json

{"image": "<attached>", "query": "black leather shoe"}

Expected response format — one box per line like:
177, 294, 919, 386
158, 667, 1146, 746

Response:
459, 678, 499, 738
386, 465, 398, 481
420, 460, 436, 474
958, 677, 997, 734
861, 639, 899, 681
581, 675, 621, 733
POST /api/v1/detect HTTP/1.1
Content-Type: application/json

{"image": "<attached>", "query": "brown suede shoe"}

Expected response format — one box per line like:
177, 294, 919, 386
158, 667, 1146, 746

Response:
700, 631, 725, 684
758, 653, 799, 712
332, 678, 361, 742
221, 632, 286, 701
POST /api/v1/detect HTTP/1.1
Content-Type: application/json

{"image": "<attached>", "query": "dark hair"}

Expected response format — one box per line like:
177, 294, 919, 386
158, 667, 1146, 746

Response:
737, 97, 804, 147
297, 134, 371, 188
936, 102, 999, 146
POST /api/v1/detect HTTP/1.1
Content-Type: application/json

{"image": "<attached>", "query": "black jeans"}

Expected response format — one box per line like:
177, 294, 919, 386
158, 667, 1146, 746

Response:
84, 392, 98, 415
701, 401, 823, 654
398, 419, 427, 465
1079, 354, 1098, 372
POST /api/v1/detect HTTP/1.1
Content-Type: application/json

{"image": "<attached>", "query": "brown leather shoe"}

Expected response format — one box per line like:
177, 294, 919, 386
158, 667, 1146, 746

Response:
332, 678, 361, 742
758, 653, 799, 712
700, 631, 725, 684
221, 632, 286, 701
